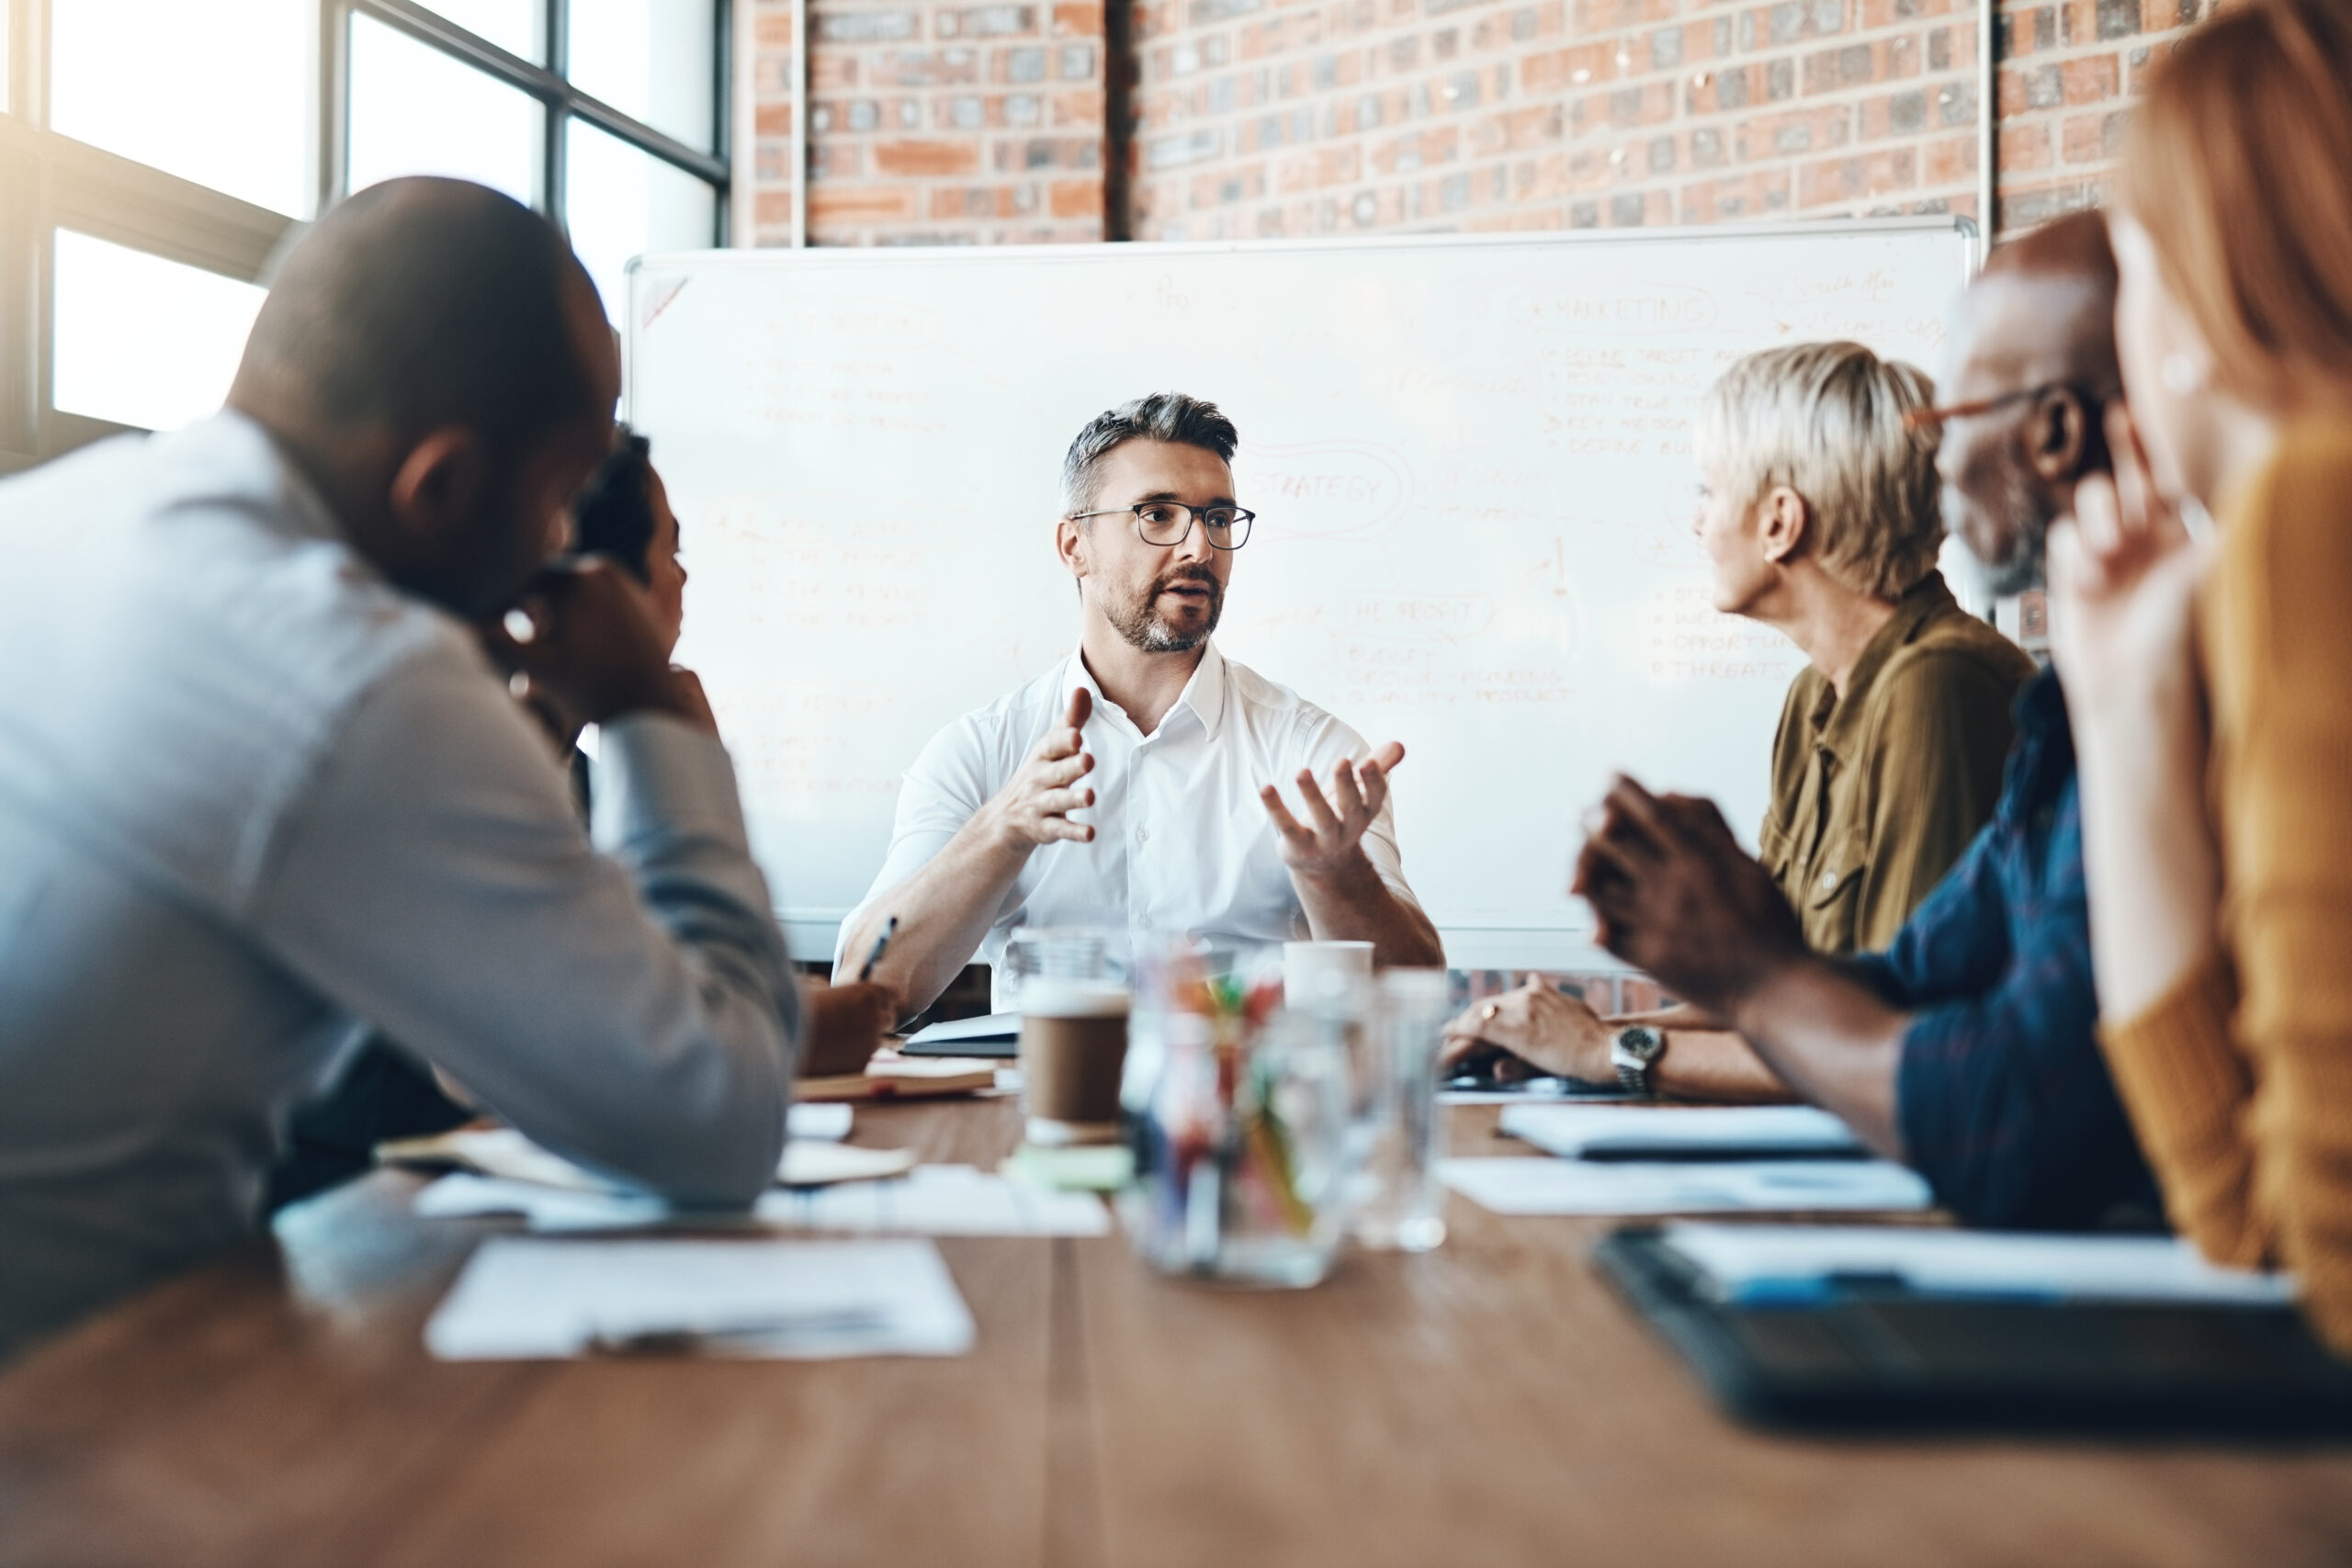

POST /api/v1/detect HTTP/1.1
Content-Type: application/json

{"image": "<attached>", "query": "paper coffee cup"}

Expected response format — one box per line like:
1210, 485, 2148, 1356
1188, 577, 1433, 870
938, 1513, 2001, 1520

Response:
1019, 981, 1131, 1146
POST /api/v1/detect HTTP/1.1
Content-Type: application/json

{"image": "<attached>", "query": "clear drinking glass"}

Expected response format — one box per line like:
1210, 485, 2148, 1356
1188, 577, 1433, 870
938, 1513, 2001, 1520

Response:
1350, 969, 1451, 1252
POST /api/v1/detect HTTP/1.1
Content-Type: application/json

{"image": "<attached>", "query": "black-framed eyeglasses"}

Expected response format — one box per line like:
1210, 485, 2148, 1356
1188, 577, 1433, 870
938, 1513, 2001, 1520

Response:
1069, 501, 1255, 550
1905, 379, 2101, 430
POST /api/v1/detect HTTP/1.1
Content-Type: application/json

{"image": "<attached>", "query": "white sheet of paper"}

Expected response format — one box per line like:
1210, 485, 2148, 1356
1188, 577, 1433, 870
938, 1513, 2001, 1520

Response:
1498, 1103, 1864, 1159
1658, 1222, 2298, 1306
424, 1235, 976, 1359
393, 1126, 897, 1192
1438, 1157, 1933, 1215
416, 1164, 1112, 1237
788, 1103, 854, 1141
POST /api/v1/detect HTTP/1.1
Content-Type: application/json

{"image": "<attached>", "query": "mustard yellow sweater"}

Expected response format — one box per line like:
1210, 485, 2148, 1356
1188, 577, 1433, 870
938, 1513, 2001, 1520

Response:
2101, 421, 2352, 1354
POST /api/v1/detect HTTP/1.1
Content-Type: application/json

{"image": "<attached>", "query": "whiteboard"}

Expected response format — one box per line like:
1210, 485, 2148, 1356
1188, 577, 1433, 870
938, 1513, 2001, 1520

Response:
627, 220, 1977, 968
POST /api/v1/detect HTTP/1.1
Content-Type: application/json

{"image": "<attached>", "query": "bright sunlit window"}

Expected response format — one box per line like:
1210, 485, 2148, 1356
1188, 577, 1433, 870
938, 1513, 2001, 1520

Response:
570, 0, 717, 152
345, 11, 541, 205
51, 231, 267, 433
49, 0, 315, 217
427, 0, 543, 62
567, 118, 718, 326
3, 2, 724, 459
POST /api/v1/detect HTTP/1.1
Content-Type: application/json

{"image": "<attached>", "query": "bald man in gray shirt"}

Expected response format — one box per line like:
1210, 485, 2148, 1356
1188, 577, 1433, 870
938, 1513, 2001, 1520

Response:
0, 180, 801, 1358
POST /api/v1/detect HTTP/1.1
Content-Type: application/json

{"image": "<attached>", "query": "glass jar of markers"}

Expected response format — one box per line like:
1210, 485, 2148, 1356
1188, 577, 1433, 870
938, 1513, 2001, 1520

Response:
1119, 942, 1354, 1289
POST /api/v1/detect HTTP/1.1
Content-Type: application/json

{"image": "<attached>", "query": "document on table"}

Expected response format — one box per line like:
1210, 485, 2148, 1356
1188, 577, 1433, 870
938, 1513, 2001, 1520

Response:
1498, 1104, 1865, 1160
1657, 1223, 2299, 1307
1437, 1157, 1933, 1215
380, 1123, 908, 1191
425, 1235, 976, 1359
415, 1163, 1113, 1236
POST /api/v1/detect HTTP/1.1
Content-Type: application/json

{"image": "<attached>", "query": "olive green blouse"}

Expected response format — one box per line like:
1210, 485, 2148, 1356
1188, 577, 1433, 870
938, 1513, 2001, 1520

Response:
1757, 571, 2038, 956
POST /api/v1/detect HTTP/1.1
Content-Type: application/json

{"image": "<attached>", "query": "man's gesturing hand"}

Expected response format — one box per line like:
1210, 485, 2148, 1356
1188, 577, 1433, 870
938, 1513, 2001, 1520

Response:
1572, 774, 1805, 1019
980, 687, 1097, 853
1261, 741, 1407, 880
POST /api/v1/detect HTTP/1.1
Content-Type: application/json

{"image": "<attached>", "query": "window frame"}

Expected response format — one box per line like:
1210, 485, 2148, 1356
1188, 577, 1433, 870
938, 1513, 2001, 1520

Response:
0, 0, 729, 472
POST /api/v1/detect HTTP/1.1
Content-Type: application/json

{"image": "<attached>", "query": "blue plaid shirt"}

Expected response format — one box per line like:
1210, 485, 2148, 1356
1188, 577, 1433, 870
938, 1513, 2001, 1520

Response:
1850, 670, 2159, 1229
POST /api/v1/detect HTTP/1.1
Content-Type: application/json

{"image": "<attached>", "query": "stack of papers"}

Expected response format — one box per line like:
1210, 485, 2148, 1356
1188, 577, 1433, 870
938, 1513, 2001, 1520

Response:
1658, 1223, 2299, 1306
1498, 1104, 1866, 1159
425, 1236, 976, 1359
417, 1163, 1112, 1236
1438, 1157, 1933, 1215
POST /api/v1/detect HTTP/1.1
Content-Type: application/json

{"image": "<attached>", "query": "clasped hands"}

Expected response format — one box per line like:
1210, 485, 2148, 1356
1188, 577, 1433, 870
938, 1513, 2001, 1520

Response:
481, 558, 715, 740
1442, 775, 1806, 1072
980, 686, 1407, 879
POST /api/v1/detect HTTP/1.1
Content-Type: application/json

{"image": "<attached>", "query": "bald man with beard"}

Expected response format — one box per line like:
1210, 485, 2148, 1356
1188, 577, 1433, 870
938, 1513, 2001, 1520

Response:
1509, 213, 2161, 1230
0, 179, 804, 1357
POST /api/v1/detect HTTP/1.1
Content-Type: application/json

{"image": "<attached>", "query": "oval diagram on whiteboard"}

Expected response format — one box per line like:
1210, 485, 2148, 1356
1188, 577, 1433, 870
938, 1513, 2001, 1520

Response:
1505, 283, 1718, 337
1234, 440, 1415, 542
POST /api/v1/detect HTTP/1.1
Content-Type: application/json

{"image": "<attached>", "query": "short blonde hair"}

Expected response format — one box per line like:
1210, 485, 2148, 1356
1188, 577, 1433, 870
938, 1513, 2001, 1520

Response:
1698, 341, 1942, 601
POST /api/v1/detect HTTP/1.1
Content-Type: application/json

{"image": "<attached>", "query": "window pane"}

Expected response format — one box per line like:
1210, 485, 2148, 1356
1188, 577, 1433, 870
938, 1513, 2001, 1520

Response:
347, 13, 541, 206
53, 232, 266, 433
565, 118, 717, 327
50, 0, 312, 217
569, 0, 716, 152
421, 0, 543, 62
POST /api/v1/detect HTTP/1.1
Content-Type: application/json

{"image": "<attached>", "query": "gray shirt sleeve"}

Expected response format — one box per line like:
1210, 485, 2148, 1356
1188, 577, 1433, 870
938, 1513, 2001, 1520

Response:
248, 639, 797, 1206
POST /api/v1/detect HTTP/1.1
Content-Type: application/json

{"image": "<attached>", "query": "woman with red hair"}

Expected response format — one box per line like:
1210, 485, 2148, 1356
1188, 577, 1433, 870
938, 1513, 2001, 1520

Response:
2052, 0, 2352, 1350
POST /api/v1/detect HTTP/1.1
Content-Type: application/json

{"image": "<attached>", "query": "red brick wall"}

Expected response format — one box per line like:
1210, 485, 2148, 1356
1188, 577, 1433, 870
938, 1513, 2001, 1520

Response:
1128, 0, 2203, 241
747, 0, 1112, 245
750, 0, 2211, 245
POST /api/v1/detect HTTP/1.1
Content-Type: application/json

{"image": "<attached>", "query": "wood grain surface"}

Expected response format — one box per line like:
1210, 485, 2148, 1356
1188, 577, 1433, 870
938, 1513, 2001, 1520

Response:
2, 1100, 2348, 1568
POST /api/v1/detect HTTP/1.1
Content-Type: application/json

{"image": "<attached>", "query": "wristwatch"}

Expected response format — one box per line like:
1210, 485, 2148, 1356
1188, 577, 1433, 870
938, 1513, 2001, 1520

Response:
1611, 1025, 1668, 1096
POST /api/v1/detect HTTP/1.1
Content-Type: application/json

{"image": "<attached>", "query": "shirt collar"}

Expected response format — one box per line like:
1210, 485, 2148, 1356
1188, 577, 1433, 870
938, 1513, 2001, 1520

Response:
1063, 639, 1229, 741
159, 410, 348, 550
1811, 570, 1960, 764
2015, 663, 2071, 740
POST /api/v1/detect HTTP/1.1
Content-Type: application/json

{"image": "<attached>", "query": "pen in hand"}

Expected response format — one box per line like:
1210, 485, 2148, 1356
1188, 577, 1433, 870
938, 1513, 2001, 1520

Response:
858, 916, 899, 984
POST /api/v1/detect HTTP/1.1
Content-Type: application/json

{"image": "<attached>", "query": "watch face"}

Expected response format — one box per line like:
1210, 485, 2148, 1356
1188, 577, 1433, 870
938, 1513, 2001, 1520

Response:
1617, 1026, 1667, 1065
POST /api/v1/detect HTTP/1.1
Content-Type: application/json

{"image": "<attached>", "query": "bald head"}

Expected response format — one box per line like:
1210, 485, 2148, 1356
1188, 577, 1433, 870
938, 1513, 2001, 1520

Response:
233, 177, 608, 451
228, 178, 621, 619
1937, 210, 2123, 595
1967, 210, 2121, 398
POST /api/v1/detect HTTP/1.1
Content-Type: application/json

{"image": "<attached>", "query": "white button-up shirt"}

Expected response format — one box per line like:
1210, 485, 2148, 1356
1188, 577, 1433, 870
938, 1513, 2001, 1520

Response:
0, 414, 800, 1356
843, 643, 1420, 1005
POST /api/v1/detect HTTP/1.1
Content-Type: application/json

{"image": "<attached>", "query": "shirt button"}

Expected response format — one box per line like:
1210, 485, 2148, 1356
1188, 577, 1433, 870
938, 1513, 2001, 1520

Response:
1818, 871, 1838, 890
1136, 826, 1149, 842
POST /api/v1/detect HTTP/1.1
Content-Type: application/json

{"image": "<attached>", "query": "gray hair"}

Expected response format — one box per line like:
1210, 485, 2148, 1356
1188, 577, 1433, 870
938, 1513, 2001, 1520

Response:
1059, 392, 1239, 515
1698, 342, 1943, 600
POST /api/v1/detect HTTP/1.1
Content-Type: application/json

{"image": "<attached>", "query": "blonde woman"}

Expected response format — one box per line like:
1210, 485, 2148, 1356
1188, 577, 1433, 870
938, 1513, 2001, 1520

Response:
1450, 342, 2033, 1096
2051, 0, 2352, 1351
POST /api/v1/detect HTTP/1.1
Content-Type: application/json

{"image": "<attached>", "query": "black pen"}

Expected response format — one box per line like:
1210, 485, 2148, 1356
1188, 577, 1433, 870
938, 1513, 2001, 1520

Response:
857, 916, 899, 983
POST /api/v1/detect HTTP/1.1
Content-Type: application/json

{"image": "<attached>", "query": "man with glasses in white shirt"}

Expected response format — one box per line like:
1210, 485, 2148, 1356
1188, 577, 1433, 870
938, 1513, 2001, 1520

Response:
836, 393, 1443, 1013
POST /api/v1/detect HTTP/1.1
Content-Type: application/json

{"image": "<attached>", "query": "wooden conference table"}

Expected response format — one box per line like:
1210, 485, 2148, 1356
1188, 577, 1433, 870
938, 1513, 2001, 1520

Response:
5, 1100, 2352, 1568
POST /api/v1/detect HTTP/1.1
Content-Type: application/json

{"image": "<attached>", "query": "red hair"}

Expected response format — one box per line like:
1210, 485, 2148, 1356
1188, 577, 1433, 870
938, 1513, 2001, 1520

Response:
2120, 0, 2352, 411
